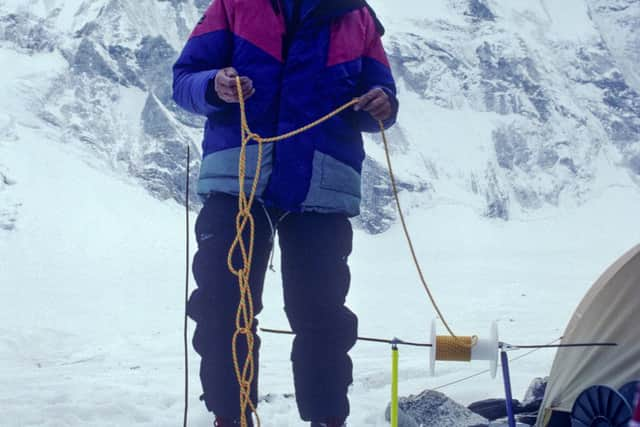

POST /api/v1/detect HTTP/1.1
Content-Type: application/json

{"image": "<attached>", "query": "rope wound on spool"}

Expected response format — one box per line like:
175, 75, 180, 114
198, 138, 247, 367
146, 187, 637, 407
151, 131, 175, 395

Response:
430, 320, 499, 378
435, 336, 478, 362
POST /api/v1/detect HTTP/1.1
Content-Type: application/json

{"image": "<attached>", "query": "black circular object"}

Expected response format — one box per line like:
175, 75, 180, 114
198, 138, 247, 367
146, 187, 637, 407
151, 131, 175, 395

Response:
571, 385, 632, 427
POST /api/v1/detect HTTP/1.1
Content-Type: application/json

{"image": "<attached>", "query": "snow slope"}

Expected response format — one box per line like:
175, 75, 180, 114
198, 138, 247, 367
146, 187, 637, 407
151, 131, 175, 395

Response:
2, 127, 640, 426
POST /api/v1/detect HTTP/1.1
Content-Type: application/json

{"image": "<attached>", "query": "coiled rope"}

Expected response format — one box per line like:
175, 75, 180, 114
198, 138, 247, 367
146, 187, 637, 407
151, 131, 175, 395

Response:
229, 78, 361, 427
229, 76, 470, 427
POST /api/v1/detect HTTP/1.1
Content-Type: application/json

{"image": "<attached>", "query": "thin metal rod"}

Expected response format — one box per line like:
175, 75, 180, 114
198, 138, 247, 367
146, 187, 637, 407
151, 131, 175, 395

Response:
507, 342, 617, 349
500, 351, 516, 427
262, 328, 617, 350
260, 328, 433, 348
433, 337, 563, 391
183, 145, 190, 427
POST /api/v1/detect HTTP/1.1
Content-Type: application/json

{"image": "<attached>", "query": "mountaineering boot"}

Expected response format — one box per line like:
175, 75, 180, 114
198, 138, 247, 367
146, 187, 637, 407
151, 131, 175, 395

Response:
214, 417, 252, 427
310, 417, 346, 427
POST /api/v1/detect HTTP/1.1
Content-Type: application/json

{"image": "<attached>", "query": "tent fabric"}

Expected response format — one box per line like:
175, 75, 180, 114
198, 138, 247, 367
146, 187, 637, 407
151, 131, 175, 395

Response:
538, 244, 640, 426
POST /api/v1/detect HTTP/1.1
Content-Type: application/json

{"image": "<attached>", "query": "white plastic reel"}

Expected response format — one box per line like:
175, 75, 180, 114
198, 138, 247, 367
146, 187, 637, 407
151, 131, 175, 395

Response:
429, 320, 499, 379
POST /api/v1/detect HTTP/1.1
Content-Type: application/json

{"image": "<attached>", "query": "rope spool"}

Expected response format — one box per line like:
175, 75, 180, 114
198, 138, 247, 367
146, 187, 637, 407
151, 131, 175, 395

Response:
430, 320, 499, 378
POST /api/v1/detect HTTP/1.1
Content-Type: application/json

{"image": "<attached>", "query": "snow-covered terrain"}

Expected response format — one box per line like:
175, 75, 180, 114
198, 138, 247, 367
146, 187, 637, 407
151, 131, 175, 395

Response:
2, 127, 640, 427
1, 0, 640, 426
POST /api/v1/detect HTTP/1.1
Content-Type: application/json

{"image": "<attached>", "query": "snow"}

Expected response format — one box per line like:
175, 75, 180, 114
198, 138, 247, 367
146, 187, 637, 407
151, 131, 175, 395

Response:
2, 122, 639, 426
0, 48, 67, 128
1, 0, 640, 425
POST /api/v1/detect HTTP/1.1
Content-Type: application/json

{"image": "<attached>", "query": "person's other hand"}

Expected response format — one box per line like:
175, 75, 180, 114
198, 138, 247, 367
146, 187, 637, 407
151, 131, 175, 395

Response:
354, 87, 392, 121
214, 67, 255, 103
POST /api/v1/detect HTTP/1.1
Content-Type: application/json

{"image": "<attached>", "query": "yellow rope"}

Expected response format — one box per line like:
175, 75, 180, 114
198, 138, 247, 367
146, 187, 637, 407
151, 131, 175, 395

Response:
229, 77, 468, 427
378, 122, 463, 339
435, 336, 478, 362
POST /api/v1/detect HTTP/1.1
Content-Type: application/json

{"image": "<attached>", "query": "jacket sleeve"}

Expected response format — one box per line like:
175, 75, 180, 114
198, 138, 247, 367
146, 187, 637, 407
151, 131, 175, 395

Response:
172, 0, 234, 116
356, 9, 399, 132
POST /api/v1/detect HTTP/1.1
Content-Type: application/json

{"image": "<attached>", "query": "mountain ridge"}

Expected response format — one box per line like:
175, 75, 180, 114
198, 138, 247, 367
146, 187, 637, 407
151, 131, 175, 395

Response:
0, 0, 638, 233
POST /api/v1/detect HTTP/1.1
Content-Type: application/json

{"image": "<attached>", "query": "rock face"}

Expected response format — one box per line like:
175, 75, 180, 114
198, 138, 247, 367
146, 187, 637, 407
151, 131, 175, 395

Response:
0, 169, 18, 231
386, 389, 489, 427
0, 0, 639, 232
385, 0, 640, 221
522, 377, 548, 408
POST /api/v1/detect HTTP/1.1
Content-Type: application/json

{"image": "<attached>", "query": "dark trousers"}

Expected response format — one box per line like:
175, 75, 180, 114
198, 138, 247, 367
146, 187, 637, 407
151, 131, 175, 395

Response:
188, 193, 358, 422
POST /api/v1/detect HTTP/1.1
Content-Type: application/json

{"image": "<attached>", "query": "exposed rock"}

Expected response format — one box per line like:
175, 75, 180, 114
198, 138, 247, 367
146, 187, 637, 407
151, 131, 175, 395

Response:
72, 39, 120, 83
0, 13, 57, 52
522, 377, 548, 409
385, 389, 489, 427
356, 154, 430, 235
468, 0, 495, 22
468, 398, 522, 421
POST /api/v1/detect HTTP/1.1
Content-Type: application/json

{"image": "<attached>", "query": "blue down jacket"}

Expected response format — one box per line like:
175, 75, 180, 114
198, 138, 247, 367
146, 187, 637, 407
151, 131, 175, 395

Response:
173, 0, 399, 216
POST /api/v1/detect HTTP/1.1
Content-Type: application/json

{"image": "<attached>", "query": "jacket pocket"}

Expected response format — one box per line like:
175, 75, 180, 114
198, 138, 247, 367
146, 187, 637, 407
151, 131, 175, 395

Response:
319, 152, 361, 198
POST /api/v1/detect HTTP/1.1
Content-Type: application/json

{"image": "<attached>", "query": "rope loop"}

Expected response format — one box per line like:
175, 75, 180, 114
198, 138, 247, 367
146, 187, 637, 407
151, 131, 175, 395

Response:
228, 77, 467, 427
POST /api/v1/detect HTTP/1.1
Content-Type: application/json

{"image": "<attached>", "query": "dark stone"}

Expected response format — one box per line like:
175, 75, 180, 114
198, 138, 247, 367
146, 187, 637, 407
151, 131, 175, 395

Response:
142, 94, 180, 140
493, 128, 531, 170
134, 36, 201, 127
356, 156, 397, 234
468, 398, 523, 421
522, 377, 547, 409
108, 45, 145, 89
484, 168, 509, 220
135, 36, 177, 75
558, 158, 578, 174
468, 0, 495, 21
477, 42, 550, 121
72, 39, 120, 82
138, 92, 200, 208
356, 125, 428, 233
386, 390, 488, 427
0, 13, 57, 52
630, 154, 640, 175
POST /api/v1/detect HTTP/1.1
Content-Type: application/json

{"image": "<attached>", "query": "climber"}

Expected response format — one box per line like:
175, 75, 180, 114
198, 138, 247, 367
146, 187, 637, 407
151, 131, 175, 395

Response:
172, 0, 399, 425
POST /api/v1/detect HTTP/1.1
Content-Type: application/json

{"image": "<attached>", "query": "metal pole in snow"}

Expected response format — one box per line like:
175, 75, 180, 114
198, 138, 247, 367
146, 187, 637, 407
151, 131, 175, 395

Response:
500, 350, 517, 427
391, 343, 399, 427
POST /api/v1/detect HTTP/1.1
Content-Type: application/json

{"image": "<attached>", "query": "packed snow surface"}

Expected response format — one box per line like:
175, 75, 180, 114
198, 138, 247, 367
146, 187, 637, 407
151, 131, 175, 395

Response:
1, 131, 639, 426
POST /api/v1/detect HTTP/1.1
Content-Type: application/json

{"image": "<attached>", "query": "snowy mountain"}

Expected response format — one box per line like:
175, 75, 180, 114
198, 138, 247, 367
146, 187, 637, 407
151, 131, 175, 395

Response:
1, 0, 638, 234
1, 2, 640, 427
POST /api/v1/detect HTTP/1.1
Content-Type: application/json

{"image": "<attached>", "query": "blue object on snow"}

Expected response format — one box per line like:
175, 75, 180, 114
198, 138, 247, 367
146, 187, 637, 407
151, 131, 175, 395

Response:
619, 380, 640, 407
571, 385, 632, 427
500, 351, 517, 427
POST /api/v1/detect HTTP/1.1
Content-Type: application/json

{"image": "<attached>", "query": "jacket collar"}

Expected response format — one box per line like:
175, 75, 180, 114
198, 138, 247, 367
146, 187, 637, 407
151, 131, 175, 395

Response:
270, 0, 385, 35
312, 0, 385, 35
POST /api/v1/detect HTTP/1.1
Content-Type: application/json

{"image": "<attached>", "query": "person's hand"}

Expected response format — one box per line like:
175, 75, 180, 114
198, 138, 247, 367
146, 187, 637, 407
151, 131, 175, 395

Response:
214, 67, 255, 103
354, 87, 392, 121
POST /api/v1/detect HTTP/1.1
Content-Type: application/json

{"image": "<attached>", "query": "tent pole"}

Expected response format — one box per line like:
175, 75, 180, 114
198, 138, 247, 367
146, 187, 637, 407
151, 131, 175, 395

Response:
500, 350, 517, 427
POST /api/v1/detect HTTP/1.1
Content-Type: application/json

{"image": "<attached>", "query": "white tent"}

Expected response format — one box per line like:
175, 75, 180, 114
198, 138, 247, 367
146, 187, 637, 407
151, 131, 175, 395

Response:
538, 244, 640, 426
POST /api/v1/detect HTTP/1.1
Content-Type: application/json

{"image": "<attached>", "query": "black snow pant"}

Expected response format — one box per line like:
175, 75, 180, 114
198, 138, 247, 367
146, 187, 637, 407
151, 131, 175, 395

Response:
187, 192, 358, 422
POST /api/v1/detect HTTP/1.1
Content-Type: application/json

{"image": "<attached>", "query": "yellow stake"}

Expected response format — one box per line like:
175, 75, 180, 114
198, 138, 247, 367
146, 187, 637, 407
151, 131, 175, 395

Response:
391, 344, 399, 427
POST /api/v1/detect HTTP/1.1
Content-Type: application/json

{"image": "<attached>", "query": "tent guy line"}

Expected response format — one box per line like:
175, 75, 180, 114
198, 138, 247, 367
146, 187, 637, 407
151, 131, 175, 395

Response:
259, 328, 617, 350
